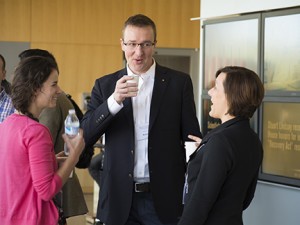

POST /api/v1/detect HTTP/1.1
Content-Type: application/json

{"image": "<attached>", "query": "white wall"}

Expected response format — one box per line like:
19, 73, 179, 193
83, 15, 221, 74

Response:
199, 1, 300, 225
244, 181, 300, 225
0, 42, 30, 81
201, 0, 300, 18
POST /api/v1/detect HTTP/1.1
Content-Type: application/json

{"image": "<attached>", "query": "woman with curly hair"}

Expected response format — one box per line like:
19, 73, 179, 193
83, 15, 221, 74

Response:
0, 56, 85, 225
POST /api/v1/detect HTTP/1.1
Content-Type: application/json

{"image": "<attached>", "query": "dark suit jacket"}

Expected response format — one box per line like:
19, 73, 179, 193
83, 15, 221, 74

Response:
81, 64, 201, 225
178, 117, 263, 225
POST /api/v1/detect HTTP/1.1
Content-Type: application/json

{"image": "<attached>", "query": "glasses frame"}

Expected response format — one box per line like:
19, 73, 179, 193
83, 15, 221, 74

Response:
122, 40, 156, 50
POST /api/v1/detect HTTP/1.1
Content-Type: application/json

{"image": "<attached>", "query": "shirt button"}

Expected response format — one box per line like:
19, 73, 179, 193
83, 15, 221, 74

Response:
129, 173, 132, 178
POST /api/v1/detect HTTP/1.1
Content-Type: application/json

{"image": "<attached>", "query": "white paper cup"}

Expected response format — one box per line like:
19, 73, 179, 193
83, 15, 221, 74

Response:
127, 75, 139, 94
185, 141, 198, 162
127, 74, 139, 83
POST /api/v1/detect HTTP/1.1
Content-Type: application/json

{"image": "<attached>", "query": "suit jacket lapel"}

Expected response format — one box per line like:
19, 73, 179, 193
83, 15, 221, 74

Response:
149, 65, 169, 131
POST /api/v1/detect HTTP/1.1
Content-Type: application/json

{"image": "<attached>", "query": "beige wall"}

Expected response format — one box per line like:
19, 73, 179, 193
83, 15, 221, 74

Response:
0, 0, 200, 192
0, 0, 200, 102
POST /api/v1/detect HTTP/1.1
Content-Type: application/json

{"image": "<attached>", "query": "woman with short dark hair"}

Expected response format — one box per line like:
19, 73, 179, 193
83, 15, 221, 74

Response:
179, 66, 265, 225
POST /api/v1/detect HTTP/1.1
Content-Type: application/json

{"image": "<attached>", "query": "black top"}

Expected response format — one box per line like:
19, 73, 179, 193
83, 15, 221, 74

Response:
178, 117, 263, 225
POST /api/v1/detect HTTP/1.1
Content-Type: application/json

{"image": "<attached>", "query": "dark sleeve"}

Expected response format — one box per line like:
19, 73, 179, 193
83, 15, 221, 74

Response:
80, 79, 114, 147
66, 94, 84, 121
75, 145, 95, 168
88, 151, 104, 186
243, 170, 259, 210
181, 75, 202, 140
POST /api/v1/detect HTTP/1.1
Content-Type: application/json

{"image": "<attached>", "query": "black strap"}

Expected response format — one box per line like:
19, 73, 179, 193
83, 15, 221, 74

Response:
52, 193, 66, 225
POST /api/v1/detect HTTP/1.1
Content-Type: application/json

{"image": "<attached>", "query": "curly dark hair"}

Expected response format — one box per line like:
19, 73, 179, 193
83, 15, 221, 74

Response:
18, 49, 59, 73
11, 56, 58, 121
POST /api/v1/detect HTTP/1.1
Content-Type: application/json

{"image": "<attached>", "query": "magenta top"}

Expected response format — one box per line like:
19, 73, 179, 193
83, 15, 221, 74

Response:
0, 114, 63, 225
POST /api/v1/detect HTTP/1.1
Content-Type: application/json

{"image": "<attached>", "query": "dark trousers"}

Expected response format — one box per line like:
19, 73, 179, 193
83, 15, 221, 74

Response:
125, 192, 178, 225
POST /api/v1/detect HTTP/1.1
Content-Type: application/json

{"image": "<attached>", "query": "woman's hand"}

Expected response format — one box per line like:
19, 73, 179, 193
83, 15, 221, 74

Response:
56, 151, 67, 164
57, 129, 85, 184
188, 134, 202, 147
62, 129, 85, 161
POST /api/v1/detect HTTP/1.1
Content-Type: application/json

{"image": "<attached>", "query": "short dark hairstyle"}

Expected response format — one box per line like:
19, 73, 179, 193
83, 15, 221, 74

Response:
0, 54, 6, 71
216, 66, 264, 118
11, 56, 58, 121
0, 54, 12, 94
18, 49, 59, 73
123, 14, 157, 42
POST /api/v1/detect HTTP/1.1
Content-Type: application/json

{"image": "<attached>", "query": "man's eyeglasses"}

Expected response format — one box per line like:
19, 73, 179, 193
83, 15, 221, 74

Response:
122, 40, 155, 50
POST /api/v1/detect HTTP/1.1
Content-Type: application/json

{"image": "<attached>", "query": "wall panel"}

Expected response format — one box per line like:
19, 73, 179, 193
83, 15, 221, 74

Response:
0, 0, 31, 41
123, 0, 200, 48
31, 0, 124, 45
31, 42, 123, 105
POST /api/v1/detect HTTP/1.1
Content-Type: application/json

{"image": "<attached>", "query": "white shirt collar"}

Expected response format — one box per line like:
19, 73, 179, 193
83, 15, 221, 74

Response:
126, 58, 156, 81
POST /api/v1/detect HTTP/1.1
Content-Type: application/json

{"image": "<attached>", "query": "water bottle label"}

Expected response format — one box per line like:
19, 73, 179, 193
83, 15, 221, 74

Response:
65, 126, 79, 136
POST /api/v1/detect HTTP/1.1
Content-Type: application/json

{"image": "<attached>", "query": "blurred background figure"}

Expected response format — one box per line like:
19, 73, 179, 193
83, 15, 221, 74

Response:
0, 54, 14, 123
88, 136, 105, 225
19, 49, 90, 223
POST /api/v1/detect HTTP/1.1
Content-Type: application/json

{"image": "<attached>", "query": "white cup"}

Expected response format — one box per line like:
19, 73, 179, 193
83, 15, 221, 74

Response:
127, 74, 139, 94
185, 141, 198, 162
127, 74, 139, 83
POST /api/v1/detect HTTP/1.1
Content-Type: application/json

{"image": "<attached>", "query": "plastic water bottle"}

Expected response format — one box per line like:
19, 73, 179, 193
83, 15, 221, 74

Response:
64, 109, 80, 155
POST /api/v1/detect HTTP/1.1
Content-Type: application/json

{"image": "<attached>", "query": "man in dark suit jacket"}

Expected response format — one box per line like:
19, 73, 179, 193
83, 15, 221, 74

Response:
81, 14, 201, 225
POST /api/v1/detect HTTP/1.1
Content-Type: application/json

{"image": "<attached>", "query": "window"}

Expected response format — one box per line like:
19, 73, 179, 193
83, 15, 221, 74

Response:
202, 7, 300, 187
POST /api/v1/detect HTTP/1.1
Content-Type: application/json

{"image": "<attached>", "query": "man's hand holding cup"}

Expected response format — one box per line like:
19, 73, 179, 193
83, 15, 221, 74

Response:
113, 75, 139, 104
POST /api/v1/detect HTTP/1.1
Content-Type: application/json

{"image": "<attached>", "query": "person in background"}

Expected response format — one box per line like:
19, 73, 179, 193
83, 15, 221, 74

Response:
88, 135, 104, 188
178, 66, 264, 225
81, 14, 202, 225
88, 135, 105, 225
0, 54, 14, 123
18, 49, 89, 223
0, 56, 85, 225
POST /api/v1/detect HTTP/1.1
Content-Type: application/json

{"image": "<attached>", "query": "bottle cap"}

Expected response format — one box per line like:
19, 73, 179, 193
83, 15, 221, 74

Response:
69, 109, 76, 114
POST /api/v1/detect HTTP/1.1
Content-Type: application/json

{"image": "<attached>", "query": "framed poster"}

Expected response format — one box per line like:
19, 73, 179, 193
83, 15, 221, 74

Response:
259, 7, 300, 187
260, 100, 300, 186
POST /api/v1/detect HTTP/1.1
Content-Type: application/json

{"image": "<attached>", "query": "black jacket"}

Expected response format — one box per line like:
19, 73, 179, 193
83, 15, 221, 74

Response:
178, 117, 263, 225
81, 64, 201, 225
